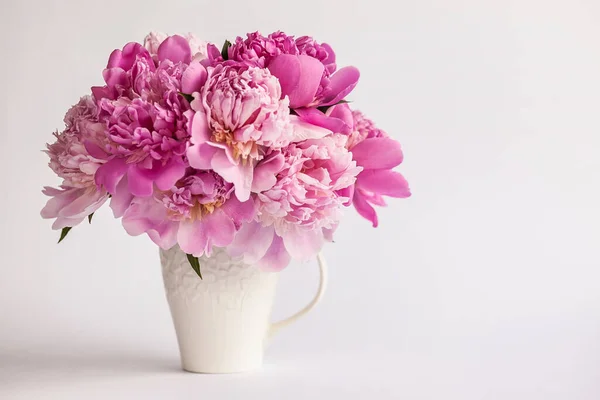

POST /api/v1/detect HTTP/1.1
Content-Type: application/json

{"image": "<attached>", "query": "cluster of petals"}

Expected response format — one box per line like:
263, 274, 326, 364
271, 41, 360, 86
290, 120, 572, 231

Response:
41, 31, 410, 271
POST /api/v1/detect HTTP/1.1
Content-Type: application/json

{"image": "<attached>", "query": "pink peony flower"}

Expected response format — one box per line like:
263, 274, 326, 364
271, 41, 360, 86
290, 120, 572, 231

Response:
227, 31, 299, 67
346, 110, 411, 227
227, 133, 361, 271
41, 97, 109, 229
119, 170, 255, 256
227, 31, 335, 72
144, 31, 209, 62
295, 36, 336, 74
185, 63, 330, 202
91, 37, 203, 199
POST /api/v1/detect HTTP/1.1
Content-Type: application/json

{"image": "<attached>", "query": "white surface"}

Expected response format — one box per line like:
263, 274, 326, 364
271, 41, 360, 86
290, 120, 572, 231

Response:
1, 0, 600, 398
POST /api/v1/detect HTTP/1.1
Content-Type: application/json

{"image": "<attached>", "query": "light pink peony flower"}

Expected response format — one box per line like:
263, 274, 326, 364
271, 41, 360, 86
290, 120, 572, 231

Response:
120, 170, 255, 256
346, 110, 411, 227
227, 134, 361, 271
41, 97, 109, 229
185, 63, 330, 202
144, 31, 209, 62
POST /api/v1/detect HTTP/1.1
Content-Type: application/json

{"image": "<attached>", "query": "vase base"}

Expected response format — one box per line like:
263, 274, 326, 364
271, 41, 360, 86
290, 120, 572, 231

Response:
181, 363, 262, 374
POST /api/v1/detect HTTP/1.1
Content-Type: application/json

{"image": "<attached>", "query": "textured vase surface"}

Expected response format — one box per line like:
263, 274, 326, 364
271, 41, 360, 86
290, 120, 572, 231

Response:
160, 246, 279, 373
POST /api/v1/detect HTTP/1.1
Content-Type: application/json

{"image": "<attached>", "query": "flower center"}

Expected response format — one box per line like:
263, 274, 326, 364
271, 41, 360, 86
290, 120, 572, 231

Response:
189, 201, 222, 220
212, 130, 258, 164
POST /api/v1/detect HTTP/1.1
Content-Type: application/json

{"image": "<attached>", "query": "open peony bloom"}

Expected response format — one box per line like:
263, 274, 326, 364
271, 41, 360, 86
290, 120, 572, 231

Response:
185, 63, 329, 202
267, 52, 359, 133
120, 170, 255, 256
266, 48, 358, 112
41, 97, 110, 229
227, 31, 299, 67
227, 134, 362, 271
225, 31, 355, 131
346, 109, 411, 227
91, 36, 201, 199
144, 31, 209, 63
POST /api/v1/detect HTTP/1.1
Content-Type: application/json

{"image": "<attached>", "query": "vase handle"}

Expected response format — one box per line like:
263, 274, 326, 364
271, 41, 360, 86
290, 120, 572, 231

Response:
267, 252, 328, 340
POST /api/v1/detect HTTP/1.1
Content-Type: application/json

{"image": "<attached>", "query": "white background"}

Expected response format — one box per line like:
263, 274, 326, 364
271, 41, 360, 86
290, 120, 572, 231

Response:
1, 0, 600, 398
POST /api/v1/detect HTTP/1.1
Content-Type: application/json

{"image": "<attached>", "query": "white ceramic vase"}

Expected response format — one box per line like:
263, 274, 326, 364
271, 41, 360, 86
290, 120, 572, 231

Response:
159, 246, 327, 373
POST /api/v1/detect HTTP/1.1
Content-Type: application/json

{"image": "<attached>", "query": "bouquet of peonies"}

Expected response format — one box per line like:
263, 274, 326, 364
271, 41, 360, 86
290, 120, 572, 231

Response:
41, 31, 411, 275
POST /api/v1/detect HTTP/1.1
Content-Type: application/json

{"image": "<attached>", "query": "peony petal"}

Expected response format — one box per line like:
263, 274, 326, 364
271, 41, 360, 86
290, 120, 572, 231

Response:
122, 197, 166, 235
110, 175, 134, 218
353, 189, 379, 227
323, 223, 338, 242
203, 210, 236, 248
186, 109, 211, 145
107, 42, 148, 70
257, 234, 292, 272
228, 222, 274, 263
321, 43, 336, 69
95, 158, 128, 195
41, 186, 106, 229
187, 142, 218, 170
127, 166, 154, 197
221, 195, 256, 224
177, 219, 208, 256
91, 85, 114, 102
320, 66, 360, 107
327, 103, 354, 131
211, 151, 253, 202
157, 35, 191, 64
154, 158, 186, 191
282, 226, 324, 261
52, 216, 86, 230
268, 54, 324, 108
351, 137, 404, 169
107, 48, 125, 69
336, 184, 355, 206
181, 61, 207, 94
102, 68, 127, 87
356, 170, 411, 198
41, 187, 79, 219
42, 186, 64, 197
84, 140, 108, 160
252, 153, 285, 192
121, 197, 177, 249
147, 221, 179, 250
58, 189, 107, 218
293, 109, 349, 135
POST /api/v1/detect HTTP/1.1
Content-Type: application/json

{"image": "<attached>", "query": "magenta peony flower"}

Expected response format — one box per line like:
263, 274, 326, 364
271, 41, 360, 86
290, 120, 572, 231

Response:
120, 170, 255, 256
227, 31, 335, 72
227, 31, 298, 67
267, 54, 359, 134
346, 110, 411, 227
91, 37, 203, 199
227, 133, 361, 271
295, 36, 336, 74
185, 63, 330, 202
41, 97, 110, 229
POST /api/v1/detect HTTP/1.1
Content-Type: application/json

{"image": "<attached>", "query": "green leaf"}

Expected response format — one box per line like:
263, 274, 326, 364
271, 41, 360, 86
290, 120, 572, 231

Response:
58, 227, 72, 243
186, 253, 203, 279
178, 92, 194, 103
88, 213, 94, 224
221, 39, 232, 60
316, 99, 352, 114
